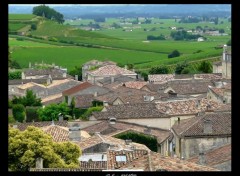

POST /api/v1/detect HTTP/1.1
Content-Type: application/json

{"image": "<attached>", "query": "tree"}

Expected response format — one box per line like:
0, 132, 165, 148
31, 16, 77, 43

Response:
12, 104, 26, 122
198, 61, 212, 73
12, 90, 42, 107
70, 97, 76, 117
31, 24, 37, 30
227, 39, 231, 46
168, 50, 180, 58
68, 66, 82, 81
8, 126, 81, 171
149, 66, 170, 74
37, 102, 70, 121
175, 61, 189, 74
32, 5, 64, 24
8, 71, 21, 80
219, 29, 225, 33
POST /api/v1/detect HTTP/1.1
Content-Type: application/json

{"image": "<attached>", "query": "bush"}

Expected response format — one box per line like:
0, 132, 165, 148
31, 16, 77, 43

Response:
81, 106, 103, 120
49, 37, 58, 42
9, 60, 21, 69
16, 38, 24, 41
198, 61, 212, 73
31, 23, 37, 30
114, 131, 158, 152
12, 104, 26, 122
8, 115, 16, 124
149, 66, 169, 74
168, 50, 180, 58
26, 106, 41, 122
175, 61, 189, 74
73, 108, 88, 119
8, 71, 22, 80
181, 67, 191, 74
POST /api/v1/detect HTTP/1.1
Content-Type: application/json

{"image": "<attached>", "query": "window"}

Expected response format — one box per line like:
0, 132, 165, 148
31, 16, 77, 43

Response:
116, 155, 126, 162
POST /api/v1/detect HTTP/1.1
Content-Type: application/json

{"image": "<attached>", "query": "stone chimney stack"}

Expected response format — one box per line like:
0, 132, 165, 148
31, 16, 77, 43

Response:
203, 119, 212, 134
63, 72, 67, 78
69, 123, 81, 142
124, 65, 127, 70
36, 158, 43, 169
111, 76, 114, 83
58, 113, 63, 121
94, 92, 98, 97
144, 125, 151, 134
29, 62, 31, 68
198, 143, 206, 165
75, 75, 78, 81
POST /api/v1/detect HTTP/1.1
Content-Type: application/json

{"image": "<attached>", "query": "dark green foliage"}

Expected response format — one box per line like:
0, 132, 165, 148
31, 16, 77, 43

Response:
9, 115, 16, 124
16, 38, 24, 41
12, 90, 42, 107
219, 29, 225, 33
147, 34, 165, 40
26, 106, 41, 122
198, 61, 212, 73
140, 72, 148, 81
37, 103, 70, 121
168, 50, 180, 58
9, 100, 13, 108
12, 104, 26, 122
92, 101, 103, 107
81, 106, 103, 120
170, 30, 202, 41
227, 39, 231, 46
111, 22, 121, 29
73, 108, 87, 119
127, 64, 134, 70
181, 67, 191, 74
31, 23, 37, 30
9, 60, 21, 69
149, 65, 169, 74
114, 131, 158, 152
68, 66, 82, 81
8, 71, 21, 80
32, 5, 64, 24
175, 61, 189, 74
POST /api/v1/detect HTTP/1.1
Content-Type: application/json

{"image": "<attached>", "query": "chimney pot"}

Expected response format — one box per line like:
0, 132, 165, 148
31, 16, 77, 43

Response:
36, 158, 43, 169
111, 76, 114, 83
203, 119, 212, 134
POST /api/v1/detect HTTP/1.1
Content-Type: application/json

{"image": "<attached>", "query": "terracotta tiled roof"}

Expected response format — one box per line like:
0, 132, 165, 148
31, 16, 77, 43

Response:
41, 93, 62, 105
93, 103, 167, 120
77, 133, 150, 152
155, 98, 221, 115
214, 103, 231, 112
106, 150, 218, 171
88, 65, 136, 76
62, 82, 93, 95
41, 125, 69, 142
194, 73, 222, 80
75, 94, 94, 108
83, 121, 172, 144
80, 160, 107, 170
30, 168, 101, 171
123, 81, 147, 89
209, 87, 225, 98
172, 112, 231, 137
187, 143, 231, 167
148, 74, 174, 83
16, 121, 68, 131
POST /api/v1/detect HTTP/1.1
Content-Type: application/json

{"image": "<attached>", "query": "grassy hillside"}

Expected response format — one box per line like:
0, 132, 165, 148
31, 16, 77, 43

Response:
9, 14, 36, 20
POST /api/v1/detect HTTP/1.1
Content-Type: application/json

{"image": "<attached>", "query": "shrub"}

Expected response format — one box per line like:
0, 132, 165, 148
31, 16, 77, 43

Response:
149, 66, 169, 74
8, 71, 21, 80
81, 106, 103, 120
26, 106, 41, 122
114, 131, 158, 152
168, 50, 180, 58
73, 108, 88, 119
8, 115, 16, 124
31, 23, 37, 30
12, 104, 26, 122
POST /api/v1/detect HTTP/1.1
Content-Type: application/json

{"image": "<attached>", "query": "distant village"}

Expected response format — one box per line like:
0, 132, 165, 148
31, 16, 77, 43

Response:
8, 45, 231, 171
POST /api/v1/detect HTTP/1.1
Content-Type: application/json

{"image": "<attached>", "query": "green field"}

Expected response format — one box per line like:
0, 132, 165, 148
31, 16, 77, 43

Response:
9, 14, 36, 20
9, 15, 231, 72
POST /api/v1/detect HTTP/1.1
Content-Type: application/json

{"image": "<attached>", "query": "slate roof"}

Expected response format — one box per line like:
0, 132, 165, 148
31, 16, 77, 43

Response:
62, 82, 93, 95
88, 65, 136, 76
155, 98, 221, 116
92, 103, 167, 120
16, 120, 68, 131
187, 143, 231, 167
148, 74, 174, 83
172, 112, 231, 137
75, 94, 94, 108
83, 121, 172, 144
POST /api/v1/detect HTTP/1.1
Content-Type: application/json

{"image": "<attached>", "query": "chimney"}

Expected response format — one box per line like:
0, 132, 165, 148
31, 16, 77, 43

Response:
36, 158, 43, 169
63, 72, 67, 78
75, 75, 78, 81
103, 101, 109, 107
58, 113, 63, 121
29, 62, 31, 68
125, 139, 132, 145
94, 92, 98, 97
111, 76, 114, 83
177, 117, 180, 125
109, 117, 116, 125
144, 125, 151, 134
124, 65, 127, 70
203, 119, 212, 134
69, 123, 81, 142
198, 143, 206, 165
165, 106, 170, 114
196, 99, 201, 109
